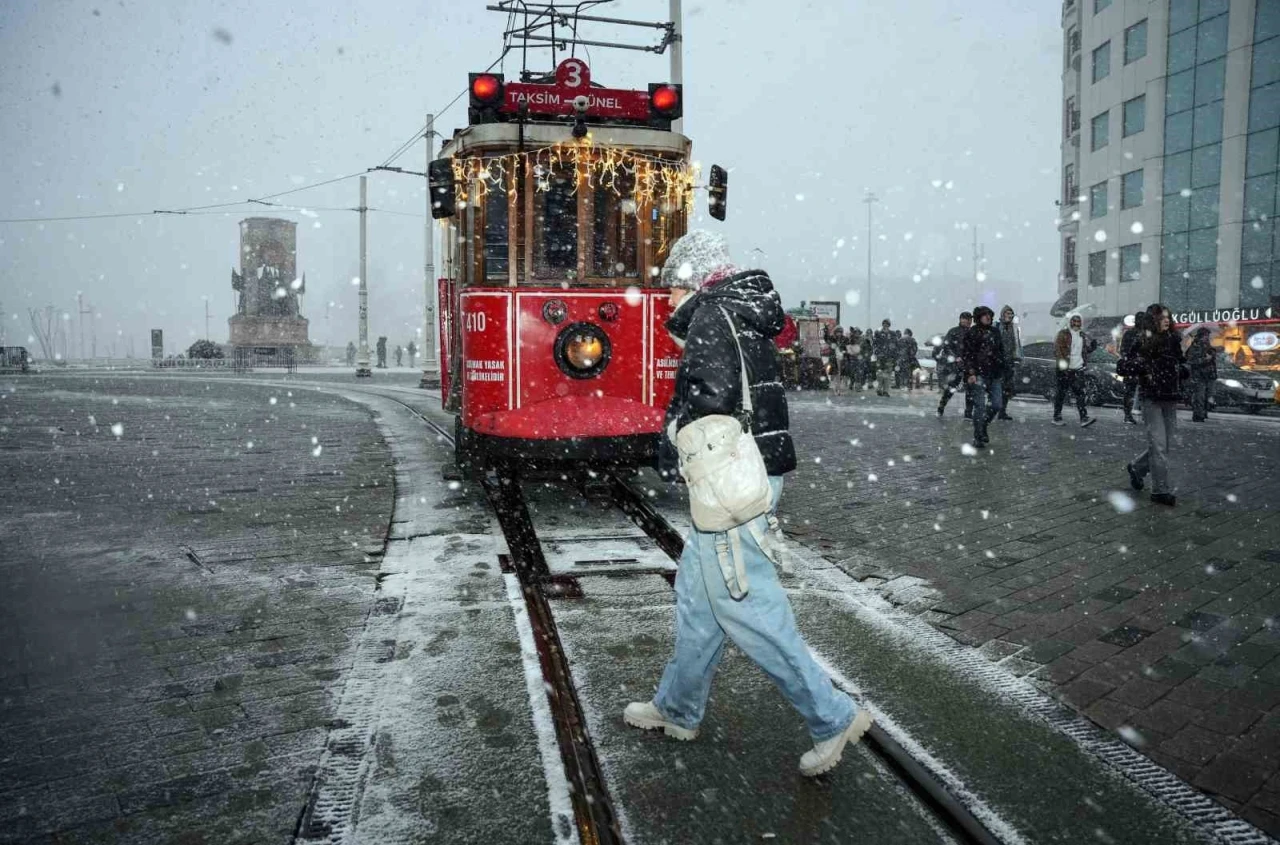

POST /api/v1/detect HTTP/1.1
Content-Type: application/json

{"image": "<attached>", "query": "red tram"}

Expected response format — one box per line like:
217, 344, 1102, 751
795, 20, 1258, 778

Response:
431, 57, 724, 471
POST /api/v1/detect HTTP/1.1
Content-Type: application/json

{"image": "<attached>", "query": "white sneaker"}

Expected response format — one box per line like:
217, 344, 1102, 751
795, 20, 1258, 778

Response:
623, 701, 698, 741
799, 708, 874, 777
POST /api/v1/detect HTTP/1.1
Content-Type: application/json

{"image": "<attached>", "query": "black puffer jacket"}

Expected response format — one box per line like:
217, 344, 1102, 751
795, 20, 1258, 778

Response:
1135, 330, 1187, 402
962, 311, 1004, 380
660, 270, 797, 479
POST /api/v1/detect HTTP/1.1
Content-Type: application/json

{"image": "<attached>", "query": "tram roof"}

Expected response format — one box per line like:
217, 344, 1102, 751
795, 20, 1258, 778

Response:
440, 122, 691, 160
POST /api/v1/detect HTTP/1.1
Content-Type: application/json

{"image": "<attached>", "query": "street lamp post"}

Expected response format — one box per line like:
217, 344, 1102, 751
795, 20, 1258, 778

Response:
863, 191, 879, 328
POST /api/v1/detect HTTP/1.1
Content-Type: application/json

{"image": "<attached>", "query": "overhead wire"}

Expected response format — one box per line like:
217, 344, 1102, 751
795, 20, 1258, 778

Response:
2, 39, 510, 224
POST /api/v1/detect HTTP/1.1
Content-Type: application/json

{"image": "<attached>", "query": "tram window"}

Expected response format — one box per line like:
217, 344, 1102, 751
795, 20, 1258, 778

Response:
534, 167, 578, 277
482, 172, 508, 280
592, 173, 639, 278
651, 199, 686, 280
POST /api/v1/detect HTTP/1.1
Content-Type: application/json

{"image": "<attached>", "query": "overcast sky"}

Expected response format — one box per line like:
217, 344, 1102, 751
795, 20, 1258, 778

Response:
0, 0, 1062, 357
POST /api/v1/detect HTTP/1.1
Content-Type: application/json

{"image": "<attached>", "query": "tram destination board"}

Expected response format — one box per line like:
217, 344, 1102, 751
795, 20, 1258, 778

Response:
501, 59, 652, 121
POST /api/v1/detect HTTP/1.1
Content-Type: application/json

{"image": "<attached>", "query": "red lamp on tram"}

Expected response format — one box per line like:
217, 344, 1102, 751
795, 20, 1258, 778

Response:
469, 72, 505, 124
647, 83, 682, 128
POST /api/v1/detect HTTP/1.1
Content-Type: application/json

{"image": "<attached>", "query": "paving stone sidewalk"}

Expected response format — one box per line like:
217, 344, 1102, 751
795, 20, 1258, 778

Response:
777, 389, 1280, 837
0, 376, 394, 843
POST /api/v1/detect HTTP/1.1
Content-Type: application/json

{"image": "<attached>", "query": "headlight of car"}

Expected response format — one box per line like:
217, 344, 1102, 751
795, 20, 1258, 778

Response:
1221, 378, 1243, 389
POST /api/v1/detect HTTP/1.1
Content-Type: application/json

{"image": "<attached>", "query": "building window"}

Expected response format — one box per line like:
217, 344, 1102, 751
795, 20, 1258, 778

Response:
1064, 163, 1079, 205
1197, 13, 1229, 63
1063, 235, 1078, 284
1095, 0, 1112, 13
1065, 96, 1080, 137
1091, 110, 1110, 151
1067, 26, 1081, 65
1170, 0, 1197, 35
1088, 250, 1107, 286
1093, 41, 1111, 83
1090, 181, 1109, 219
1122, 95, 1146, 137
1239, 5, 1280, 306
1125, 19, 1148, 64
1120, 244, 1143, 283
1121, 169, 1144, 209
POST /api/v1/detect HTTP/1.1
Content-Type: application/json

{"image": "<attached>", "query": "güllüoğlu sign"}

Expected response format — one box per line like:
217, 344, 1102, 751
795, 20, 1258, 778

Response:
1172, 306, 1275, 326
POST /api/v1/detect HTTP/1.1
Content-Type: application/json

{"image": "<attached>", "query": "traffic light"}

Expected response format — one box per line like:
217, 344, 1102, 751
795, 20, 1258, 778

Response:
647, 83, 682, 129
428, 158, 456, 219
708, 164, 728, 221
468, 73, 505, 125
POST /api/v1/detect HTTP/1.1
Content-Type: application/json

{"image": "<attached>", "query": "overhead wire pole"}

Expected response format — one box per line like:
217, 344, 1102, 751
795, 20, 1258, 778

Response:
355, 176, 372, 378
669, 0, 683, 135
420, 114, 439, 389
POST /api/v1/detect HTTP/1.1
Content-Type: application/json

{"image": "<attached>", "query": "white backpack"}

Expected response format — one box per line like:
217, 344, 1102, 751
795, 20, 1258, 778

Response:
676, 308, 773, 534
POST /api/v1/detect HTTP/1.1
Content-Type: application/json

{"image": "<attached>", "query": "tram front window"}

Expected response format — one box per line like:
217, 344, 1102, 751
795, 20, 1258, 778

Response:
592, 173, 638, 279
483, 171, 509, 280
535, 167, 578, 277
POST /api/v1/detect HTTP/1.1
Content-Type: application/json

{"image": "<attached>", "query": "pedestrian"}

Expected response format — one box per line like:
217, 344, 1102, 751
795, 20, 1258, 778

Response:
627, 230, 872, 776
861, 327, 876, 389
345, 341, 356, 366
873, 319, 896, 396
936, 311, 974, 419
1122, 305, 1185, 506
898, 329, 919, 393
1052, 314, 1097, 427
395, 345, 404, 367
1186, 328, 1217, 422
961, 305, 1005, 448
829, 326, 846, 394
407, 340, 418, 368
994, 305, 1022, 420
1118, 312, 1143, 424
844, 328, 862, 391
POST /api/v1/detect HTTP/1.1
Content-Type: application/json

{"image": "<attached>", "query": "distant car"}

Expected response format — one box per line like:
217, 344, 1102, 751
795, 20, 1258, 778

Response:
1190, 353, 1278, 414
0, 346, 30, 374
1018, 341, 1127, 406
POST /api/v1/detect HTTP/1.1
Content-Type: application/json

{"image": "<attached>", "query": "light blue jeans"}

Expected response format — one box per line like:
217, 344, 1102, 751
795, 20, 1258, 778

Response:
654, 477, 858, 741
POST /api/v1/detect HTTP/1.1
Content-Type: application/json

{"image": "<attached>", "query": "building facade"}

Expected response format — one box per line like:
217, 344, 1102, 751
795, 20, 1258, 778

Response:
1058, 0, 1279, 330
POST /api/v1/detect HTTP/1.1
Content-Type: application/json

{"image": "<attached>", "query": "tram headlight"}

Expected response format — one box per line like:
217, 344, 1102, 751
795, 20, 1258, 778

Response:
554, 323, 612, 379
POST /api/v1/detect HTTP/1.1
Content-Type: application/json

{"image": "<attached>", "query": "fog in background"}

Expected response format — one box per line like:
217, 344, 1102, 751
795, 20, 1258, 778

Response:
0, 0, 1063, 358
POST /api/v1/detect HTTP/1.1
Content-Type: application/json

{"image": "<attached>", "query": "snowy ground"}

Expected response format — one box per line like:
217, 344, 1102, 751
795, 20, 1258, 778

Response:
2, 373, 1278, 843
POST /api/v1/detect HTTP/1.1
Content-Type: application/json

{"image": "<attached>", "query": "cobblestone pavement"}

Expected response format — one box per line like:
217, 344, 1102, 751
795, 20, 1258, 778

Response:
0, 376, 394, 843
779, 387, 1280, 837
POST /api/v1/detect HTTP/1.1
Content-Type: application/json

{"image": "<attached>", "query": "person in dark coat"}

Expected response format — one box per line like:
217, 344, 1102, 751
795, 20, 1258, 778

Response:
861, 326, 877, 389
1122, 304, 1185, 505
897, 329, 920, 393
1118, 312, 1144, 424
873, 320, 896, 396
994, 305, 1022, 419
1186, 328, 1218, 422
936, 311, 974, 418
962, 305, 1005, 448
844, 328, 864, 390
630, 230, 871, 778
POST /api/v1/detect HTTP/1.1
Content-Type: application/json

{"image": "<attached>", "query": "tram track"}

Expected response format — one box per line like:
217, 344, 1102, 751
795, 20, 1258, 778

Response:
382, 392, 1004, 845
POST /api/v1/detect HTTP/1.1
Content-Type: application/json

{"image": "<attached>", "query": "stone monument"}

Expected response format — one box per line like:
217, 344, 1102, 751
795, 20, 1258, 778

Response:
228, 217, 309, 367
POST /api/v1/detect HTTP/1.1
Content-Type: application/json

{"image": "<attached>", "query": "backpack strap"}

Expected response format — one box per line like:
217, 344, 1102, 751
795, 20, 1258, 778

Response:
718, 307, 754, 431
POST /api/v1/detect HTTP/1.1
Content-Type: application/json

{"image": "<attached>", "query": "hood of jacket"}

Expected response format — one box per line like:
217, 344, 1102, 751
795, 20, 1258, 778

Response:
666, 270, 784, 342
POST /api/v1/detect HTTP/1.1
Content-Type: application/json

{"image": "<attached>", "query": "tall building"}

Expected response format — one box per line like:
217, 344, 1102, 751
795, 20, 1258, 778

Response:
1057, 0, 1279, 364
